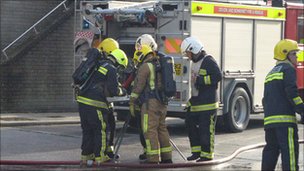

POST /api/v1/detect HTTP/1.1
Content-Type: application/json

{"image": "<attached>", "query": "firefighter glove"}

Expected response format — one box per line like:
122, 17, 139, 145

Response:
118, 87, 127, 96
129, 100, 136, 117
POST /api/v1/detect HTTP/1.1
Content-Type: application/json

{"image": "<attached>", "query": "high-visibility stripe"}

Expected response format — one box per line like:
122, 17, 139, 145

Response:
264, 115, 297, 125
97, 110, 107, 157
191, 146, 201, 153
143, 113, 148, 133
190, 102, 219, 112
95, 109, 109, 162
204, 75, 211, 85
293, 96, 303, 105
210, 114, 215, 158
98, 67, 108, 75
160, 146, 172, 153
200, 151, 214, 159
81, 153, 95, 160
288, 127, 296, 171
147, 63, 155, 90
191, 1, 285, 20
76, 96, 108, 108
146, 139, 160, 155
199, 69, 207, 76
265, 72, 283, 83
164, 38, 182, 54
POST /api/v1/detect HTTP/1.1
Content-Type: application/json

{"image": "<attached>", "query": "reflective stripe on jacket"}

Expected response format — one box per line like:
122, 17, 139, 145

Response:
263, 61, 304, 128
189, 54, 222, 112
78, 60, 121, 107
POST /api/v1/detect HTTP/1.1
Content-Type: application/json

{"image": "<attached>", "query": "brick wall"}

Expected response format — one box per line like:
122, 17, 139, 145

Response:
0, 1, 77, 113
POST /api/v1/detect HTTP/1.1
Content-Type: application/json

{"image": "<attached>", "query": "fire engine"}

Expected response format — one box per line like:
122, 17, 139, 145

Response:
74, 0, 304, 132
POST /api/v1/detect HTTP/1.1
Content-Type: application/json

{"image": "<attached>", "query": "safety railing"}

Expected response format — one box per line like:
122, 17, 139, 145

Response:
1, 0, 69, 64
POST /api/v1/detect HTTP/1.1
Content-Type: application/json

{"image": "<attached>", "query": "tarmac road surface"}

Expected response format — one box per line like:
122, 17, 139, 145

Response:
0, 113, 303, 170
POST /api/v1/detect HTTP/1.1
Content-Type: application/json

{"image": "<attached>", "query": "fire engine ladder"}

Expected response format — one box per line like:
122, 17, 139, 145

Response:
1, 0, 74, 65
85, 1, 158, 15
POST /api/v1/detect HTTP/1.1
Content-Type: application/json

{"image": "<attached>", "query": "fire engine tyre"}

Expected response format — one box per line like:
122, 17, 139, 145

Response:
225, 87, 250, 133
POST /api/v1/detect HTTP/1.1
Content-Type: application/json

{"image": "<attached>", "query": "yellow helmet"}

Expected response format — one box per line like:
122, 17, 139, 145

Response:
274, 39, 299, 61
297, 50, 304, 62
110, 49, 128, 68
133, 45, 153, 63
98, 38, 119, 54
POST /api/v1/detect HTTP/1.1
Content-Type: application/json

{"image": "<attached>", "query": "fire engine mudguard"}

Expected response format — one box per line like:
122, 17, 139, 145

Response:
223, 79, 252, 133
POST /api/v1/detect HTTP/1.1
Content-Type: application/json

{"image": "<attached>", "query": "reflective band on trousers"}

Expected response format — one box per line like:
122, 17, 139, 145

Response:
264, 115, 297, 125
97, 110, 107, 159
81, 153, 95, 160
201, 151, 214, 159
191, 146, 201, 153
190, 102, 219, 112
160, 146, 172, 153
288, 127, 296, 171
77, 96, 108, 109
146, 139, 160, 155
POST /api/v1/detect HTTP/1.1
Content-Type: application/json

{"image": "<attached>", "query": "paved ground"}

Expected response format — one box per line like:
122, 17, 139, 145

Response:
0, 112, 303, 171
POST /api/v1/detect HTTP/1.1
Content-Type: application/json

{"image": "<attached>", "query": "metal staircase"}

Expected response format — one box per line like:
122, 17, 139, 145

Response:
1, 0, 74, 65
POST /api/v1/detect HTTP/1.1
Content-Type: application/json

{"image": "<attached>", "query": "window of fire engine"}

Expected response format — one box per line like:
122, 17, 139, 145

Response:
298, 12, 304, 44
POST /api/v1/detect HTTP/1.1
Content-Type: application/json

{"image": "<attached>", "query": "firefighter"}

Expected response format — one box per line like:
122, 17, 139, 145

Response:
133, 34, 159, 161
261, 39, 304, 171
129, 45, 173, 164
77, 48, 128, 167
97, 38, 120, 159
180, 37, 222, 162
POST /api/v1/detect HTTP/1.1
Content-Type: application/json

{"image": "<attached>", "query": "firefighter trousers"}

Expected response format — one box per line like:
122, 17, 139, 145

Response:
262, 126, 299, 171
78, 103, 109, 162
141, 98, 172, 162
185, 110, 216, 159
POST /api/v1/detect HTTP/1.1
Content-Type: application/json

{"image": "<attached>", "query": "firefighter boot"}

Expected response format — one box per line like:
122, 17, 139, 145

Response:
107, 151, 120, 160
196, 157, 212, 162
187, 152, 200, 161
94, 155, 111, 166
139, 152, 147, 160
106, 146, 120, 159
80, 160, 94, 168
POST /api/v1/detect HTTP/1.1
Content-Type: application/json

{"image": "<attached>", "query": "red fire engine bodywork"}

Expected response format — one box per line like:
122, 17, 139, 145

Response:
285, 2, 304, 99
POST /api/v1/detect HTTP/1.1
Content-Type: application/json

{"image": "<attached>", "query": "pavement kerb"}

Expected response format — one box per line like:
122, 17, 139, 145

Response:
0, 113, 80, 127
0, 120, 81, 127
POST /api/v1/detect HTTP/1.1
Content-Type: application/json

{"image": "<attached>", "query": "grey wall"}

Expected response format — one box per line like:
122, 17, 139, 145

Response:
1, 1, 77, 113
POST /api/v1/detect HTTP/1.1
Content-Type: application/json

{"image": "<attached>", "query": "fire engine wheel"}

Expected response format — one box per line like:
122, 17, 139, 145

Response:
225, 87, 250, 133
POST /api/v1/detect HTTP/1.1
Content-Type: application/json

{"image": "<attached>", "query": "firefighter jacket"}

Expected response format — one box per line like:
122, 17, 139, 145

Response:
77, 59, 124, 109
263, 61, 304, 129
188, 53, 222, 112
130, 54, 162, 105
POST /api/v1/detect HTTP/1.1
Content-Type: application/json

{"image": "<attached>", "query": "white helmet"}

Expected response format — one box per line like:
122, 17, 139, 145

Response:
180, 37, 204, 55
135, 34, 158, 51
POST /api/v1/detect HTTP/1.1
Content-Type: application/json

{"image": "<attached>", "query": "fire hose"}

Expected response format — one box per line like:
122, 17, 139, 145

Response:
1, 140, 303, 169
